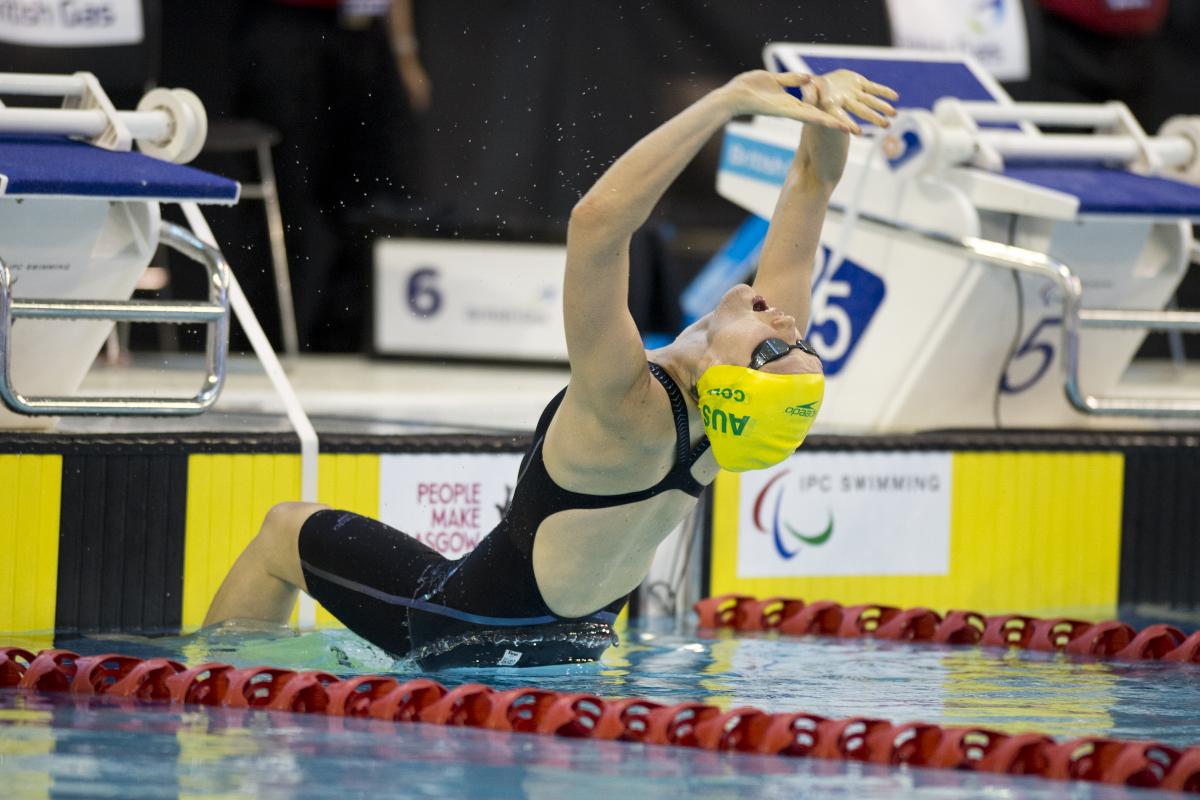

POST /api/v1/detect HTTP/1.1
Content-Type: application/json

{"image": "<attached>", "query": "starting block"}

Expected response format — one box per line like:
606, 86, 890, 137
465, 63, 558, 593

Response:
0, 72, 239, 428
714, 44, 1200, 430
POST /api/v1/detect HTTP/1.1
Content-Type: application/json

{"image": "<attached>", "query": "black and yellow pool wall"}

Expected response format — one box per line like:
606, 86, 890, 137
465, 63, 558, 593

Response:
0, 429, 1197, 639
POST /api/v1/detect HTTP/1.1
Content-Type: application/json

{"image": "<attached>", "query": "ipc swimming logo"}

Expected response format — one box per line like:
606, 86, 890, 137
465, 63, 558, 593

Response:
807, 246, 886, 377
752, 470, 833, 560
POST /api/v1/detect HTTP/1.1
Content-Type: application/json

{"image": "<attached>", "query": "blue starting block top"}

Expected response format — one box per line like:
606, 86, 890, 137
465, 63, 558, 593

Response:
1004, 163, 1200, 218
747, 45, 1200, 219
0, 135, 239, 202
766, 43, 1009, 112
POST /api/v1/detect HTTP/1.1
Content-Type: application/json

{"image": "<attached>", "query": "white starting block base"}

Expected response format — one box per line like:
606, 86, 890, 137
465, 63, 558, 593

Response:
717, 44, 1200, 431
0, 198, 158, 429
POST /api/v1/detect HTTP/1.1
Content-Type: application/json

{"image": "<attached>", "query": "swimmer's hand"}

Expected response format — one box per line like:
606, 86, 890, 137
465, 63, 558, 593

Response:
723, 70, 897, 136
806, 69, 898, 135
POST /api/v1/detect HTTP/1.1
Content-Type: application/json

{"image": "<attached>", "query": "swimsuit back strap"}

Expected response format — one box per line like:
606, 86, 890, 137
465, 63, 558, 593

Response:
647, 362, 709, 497
647, 362, 694, 466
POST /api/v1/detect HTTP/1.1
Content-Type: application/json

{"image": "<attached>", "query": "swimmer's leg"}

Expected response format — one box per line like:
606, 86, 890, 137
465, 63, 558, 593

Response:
203, 501, 328, 626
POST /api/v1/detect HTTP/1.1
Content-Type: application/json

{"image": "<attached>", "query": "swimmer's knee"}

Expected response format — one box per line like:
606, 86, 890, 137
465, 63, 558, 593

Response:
253, 502, 327, 587
262, 502, 328, 538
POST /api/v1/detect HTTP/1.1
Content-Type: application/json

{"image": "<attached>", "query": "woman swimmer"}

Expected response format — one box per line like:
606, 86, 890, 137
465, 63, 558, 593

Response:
204, 69, 898, 668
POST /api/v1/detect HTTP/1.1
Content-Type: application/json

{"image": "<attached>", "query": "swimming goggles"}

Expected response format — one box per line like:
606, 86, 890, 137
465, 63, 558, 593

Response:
748, 337, 821, 370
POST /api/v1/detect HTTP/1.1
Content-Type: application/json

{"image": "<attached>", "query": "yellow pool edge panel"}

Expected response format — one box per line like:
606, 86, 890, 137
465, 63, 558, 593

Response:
0, 455, 61, 635
181, 453, 381, 632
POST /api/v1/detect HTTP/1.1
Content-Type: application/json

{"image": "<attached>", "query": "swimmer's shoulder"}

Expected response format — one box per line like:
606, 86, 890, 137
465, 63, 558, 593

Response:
548, 369, 677, 461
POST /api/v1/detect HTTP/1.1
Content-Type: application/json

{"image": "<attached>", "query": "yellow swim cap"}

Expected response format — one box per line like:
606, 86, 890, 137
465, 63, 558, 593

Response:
696, 364, 824, 472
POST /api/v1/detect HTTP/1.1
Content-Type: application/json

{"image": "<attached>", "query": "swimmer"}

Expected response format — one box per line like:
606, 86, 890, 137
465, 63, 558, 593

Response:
204, 68, 898, 668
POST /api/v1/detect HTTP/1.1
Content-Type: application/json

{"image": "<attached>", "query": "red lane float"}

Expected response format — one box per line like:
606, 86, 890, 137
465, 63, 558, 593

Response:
593, 697, 663, 741
165, 663, 234, 706
418, 683, 493, 727
221, 667, 298, 709
326, 675, 399, 717
0, 647, 35, 687
982, 615, 1036, 648
18, 649, 80, 692
837, 605, 900, 638
71, 654, 146, 695
1029, 619, 1093, 652
694, 594, 1200, 664
531, 692, 606, 737
483, 688, 558, 733
933, 611, 987, 645
1066, 621, 1137, 657
1165, 748, 1200, 792
1118, 625, 1187, 660
778, 600, 842, 636
109, 658, 185, 701
749, 711, 825, 756
741, 597, 805, 631
3, 644, 1198, 795
644, 701, 720, 747
875, 608, 942, 642
368, 678, 447, 722
691, 706, 770, 752
1165, 632, 1200, 664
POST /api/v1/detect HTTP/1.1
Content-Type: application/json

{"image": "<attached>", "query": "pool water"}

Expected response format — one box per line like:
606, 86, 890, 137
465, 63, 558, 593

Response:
2, 622, 1198, 798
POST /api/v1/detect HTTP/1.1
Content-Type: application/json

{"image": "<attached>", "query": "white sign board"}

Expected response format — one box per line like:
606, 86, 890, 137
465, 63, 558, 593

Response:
736, 452, 952, 578
0, 0, 144, 47
378, 453, 524, 559
374, 239, 568, 361
885, 0, 1029, 81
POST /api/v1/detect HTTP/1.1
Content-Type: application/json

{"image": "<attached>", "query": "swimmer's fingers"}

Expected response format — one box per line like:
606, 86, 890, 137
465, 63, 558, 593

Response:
793, 103, 858, 134
725, 70, 854, 131
860, 92, 897, 117
861, 79, 899, 102
773, 71, 813, 90
845, 98, 890, 128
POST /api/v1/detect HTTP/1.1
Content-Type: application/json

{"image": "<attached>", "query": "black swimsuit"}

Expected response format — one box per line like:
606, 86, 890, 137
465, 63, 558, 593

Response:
298, 362, 711, 668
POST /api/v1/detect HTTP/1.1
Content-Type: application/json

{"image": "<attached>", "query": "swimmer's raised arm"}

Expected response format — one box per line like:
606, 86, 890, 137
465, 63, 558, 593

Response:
564, 71, 853, 399
753, 71, 897, 329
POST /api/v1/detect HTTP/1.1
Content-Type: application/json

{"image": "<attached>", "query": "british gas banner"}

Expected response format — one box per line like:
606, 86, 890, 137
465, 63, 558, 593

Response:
0, 0, 144, 47
735, 453, 951, 578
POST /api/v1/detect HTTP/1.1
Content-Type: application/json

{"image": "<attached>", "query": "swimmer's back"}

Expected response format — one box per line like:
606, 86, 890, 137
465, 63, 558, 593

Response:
527, 361, 717, 617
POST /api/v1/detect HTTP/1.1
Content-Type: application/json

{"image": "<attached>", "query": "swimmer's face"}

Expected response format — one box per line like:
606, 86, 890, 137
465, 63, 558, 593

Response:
706, 284, 822, 375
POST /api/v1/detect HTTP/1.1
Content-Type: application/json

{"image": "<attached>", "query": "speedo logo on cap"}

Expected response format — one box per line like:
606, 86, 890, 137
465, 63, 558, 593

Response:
785, 402, 818, 417
701, 404, 750, 436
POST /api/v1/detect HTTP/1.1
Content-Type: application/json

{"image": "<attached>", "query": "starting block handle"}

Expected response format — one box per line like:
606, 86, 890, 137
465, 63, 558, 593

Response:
0, 70, 208, 164
0, 72, 91, 97
0, 107, 171, 142
930, 98, 1198, 173
949, 100, 1123, 129
0, 222, 231, 416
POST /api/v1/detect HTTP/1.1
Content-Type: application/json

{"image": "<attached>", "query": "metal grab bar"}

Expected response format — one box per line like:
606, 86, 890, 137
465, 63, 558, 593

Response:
826, 204, 1200, 418
1080, 309, 1200, 332
0, 221, 230, 416
13, 299, 226, 324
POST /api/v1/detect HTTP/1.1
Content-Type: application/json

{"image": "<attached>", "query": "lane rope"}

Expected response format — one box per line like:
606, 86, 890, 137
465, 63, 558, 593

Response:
0, 645, 1197, 792
693, 595, 1200, 662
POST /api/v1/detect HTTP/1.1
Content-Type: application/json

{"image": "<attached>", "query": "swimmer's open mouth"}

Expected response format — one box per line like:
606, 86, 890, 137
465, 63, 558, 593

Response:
752, 295, 768, 312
